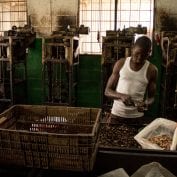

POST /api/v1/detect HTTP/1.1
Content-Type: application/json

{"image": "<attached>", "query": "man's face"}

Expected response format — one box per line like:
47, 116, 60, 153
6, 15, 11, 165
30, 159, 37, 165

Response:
131, 46, 150, 67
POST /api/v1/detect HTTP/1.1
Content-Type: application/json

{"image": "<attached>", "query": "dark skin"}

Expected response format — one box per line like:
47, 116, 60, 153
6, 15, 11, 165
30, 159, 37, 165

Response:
105, 45, 158, 112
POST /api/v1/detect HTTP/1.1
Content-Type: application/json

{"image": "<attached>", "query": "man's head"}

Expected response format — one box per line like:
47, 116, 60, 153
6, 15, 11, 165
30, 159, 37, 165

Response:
134, 36, 152, 53
131, 36, 152, 67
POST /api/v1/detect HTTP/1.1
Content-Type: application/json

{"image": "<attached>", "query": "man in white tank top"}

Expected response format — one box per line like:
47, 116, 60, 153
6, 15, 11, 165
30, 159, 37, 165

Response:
105, 36, 158, 124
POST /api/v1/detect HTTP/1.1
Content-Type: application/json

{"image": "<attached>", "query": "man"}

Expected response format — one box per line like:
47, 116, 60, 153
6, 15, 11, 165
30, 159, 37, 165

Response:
105, 36, 158, 124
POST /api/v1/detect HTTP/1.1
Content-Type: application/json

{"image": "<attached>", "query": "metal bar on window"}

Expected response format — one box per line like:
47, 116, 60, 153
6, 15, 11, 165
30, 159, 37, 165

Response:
139, 0, 141, 24
114, 0, 117, 30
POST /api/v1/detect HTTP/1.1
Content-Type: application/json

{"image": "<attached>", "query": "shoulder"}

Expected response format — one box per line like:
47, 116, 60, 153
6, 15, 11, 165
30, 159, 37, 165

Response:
147, 62, 158, 81
114, 58, 126, 70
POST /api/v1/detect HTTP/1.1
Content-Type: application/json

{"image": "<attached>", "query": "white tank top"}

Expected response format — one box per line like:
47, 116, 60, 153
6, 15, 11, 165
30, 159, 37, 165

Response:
111, 57, 150, 118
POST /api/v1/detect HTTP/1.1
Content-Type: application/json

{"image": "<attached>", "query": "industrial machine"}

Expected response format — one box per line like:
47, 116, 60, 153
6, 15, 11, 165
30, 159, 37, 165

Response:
42, 29, 79, 106
0, 25, 36, 112
42, 24, 89, 106
160, 31, 177, 118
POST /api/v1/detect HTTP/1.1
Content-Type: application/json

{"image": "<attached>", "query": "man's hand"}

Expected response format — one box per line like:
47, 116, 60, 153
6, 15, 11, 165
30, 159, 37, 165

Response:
134, 101, 148, 112
121, 94, 135, 106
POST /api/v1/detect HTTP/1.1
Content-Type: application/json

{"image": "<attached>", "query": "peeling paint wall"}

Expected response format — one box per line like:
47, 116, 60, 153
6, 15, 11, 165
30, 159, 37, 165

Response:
155, 0, 177, 31
27, 0, 78, 36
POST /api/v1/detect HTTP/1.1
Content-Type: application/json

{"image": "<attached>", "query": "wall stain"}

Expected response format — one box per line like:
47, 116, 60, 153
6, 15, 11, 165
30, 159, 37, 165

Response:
156, 8, 177, 31
40, 16, 51, 26
28, 8, 77, 35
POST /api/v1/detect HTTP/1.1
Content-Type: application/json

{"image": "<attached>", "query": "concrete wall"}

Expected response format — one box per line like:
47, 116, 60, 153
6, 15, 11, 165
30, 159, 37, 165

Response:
155, 0, 177, 31
27, 0, 177, 35
156, 0, 177, 14
27, 0, 78, 36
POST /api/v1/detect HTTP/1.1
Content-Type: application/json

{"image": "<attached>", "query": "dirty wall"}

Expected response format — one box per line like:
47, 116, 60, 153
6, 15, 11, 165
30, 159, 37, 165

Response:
27, 0, 78, 36
155, 0, 177, 31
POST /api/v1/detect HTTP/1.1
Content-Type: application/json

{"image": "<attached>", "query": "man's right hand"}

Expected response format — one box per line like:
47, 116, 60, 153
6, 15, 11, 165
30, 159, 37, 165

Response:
121, 94, 135, 106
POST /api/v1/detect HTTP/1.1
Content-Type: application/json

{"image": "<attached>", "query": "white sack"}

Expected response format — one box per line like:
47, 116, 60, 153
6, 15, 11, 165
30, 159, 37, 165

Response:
131, 162, 176, 177
98, 168, 129, 177
134, 118, 177, 150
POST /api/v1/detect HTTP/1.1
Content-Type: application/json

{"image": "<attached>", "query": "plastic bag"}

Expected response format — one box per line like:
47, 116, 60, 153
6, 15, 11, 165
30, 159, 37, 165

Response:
98, 168, 129, 177
171, 128, 177, 150
134, 118, 177, 150
131, 162, 176, 177
98, 162, 176, 177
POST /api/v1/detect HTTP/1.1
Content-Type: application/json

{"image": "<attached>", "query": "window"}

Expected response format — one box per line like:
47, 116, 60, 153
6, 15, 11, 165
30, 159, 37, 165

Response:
79, 0, 154, 54
0, 0, 27, 36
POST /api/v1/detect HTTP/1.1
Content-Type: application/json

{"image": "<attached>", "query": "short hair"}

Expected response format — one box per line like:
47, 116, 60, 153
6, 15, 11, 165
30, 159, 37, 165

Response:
134, 36, 152, 53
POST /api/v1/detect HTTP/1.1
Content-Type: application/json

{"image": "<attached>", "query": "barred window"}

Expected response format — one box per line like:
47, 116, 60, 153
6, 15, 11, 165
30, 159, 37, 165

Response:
79, 0, 154, 54
0, 0, 27, 36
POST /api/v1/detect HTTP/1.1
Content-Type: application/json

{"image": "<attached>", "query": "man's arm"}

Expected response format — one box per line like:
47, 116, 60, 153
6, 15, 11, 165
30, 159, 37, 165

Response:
145, 63, 158, 107
104, 58, 134, 106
